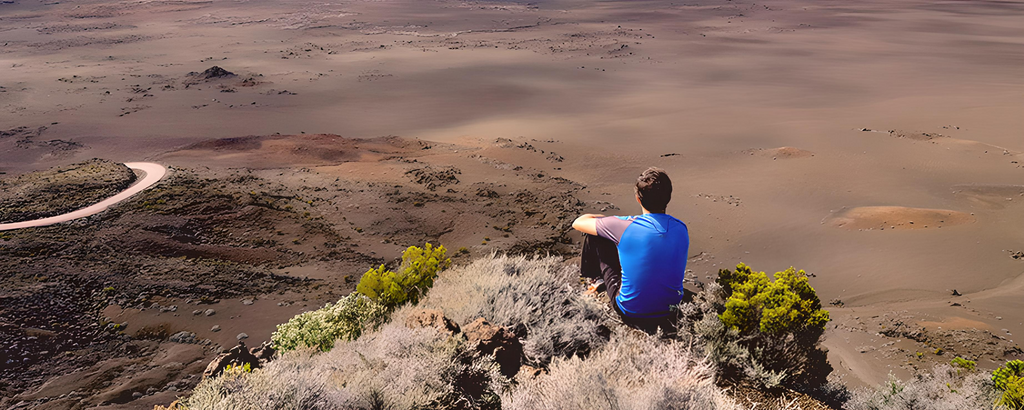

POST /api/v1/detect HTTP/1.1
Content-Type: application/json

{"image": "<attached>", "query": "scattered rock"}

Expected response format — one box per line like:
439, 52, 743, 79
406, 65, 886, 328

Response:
951, 289, 962, 296
463, 318, 522, 378
241, 299, 254, 305
475, 188, 500, 199
168, 331, 196, 344
204, 309, 216, 317
406, 165, 461, 191
236, 333, 248, 340
249, 341, 276, 363
405, 309, 461, 335
186, 66, 236, 82
210, 325, 220, 332
202, 341, 261, 379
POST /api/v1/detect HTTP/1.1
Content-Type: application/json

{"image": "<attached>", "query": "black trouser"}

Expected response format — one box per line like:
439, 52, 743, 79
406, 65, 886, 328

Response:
580, 234, 676, 335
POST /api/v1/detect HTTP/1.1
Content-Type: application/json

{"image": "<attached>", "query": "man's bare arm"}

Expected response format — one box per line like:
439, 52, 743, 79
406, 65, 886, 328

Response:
572, 214, 604, 236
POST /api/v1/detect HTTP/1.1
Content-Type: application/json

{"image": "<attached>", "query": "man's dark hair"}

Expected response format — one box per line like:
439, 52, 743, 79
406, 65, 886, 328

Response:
635, 167, 672, 213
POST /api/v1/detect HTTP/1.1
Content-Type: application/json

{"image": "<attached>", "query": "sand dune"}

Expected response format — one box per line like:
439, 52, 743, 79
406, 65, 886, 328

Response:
825, 206, 975, 231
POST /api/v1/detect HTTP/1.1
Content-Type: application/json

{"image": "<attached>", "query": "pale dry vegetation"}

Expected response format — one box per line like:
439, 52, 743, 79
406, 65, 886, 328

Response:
415, 255, 610, 366
847, 364, 1005, 410
502, 331, 740, 410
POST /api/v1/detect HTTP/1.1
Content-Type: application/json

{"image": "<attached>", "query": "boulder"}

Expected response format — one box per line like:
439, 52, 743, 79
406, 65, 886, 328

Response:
405, 309, 461, 335
202, 341, 260, 379
463, 318, 522, 378
249, 341, 276, 364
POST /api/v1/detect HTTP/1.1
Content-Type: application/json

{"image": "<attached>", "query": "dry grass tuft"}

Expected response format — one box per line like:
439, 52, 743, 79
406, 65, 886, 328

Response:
416, 254, 611, 366
502, 331, 739, 410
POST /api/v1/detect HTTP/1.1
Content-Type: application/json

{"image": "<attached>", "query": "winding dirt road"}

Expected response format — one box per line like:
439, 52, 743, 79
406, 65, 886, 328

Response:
0, 162, 167, 231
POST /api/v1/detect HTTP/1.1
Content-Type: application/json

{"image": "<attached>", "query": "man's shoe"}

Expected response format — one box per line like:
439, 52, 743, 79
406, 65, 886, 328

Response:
584, 279, 605, 297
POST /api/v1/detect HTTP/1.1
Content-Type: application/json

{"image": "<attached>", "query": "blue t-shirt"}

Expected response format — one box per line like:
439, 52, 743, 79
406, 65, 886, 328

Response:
596, 213, 689, 317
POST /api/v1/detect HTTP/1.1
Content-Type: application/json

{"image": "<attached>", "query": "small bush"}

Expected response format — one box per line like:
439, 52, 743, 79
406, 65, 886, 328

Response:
1001, 376, 1024, 410
994, 360, 1024, 390
951, 357, 976, 372
717, 263, 829, 336
357, 243, 450, 307
994, 360, 1024, 409
677, 263, 832, 394
271, 293, 388, 352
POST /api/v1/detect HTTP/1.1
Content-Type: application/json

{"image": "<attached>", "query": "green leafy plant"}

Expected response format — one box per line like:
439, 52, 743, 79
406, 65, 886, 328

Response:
683, 263, 833, 392
994, 360, 1024, 409
1000, 375, 1024, 410
271, 293, 388, 352
718, 263, 830, 336
224, 362, 252, 374
994, 360, 1024, 390
357, 243, 450, 307
951, 357, 976, 372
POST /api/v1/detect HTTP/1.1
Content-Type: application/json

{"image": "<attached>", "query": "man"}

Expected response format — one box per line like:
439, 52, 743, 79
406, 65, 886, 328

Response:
572, 167, 689, 332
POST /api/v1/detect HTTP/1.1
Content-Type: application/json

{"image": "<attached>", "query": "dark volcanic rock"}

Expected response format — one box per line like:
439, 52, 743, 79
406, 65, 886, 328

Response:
249, 341, 276, 363
203, 341, 261, 379
463, 318, 522, 378
406, 165, 460, 191
188, 66, 236, 81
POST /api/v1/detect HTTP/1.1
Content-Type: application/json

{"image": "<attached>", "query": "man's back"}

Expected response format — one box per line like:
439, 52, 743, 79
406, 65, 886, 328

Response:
596, 213, 689, 317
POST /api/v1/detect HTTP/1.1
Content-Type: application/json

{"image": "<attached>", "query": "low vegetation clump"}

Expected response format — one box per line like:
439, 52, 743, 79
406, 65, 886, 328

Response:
994, 360, 1024, 409
847, 362, 1004, 410
182, 324, 503, 410
677, 263, 834, 397
503, 331, 739, 410
951, 357, 977, 372
270, 293, 388, 352
416, 255, 609, 366
271, 243, 448, 352
357, 243, 450, 307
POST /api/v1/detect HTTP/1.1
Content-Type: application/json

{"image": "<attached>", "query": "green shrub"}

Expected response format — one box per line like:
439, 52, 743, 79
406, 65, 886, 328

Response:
1000, 375, 1024, 410
679, 263, 833, 395
717, 263, 830, 336
994, 360, 1024, 409
994, 360, 1024, 390
357, 243, 450, 307
271, 293, 388, 352
951, 357, 976, 372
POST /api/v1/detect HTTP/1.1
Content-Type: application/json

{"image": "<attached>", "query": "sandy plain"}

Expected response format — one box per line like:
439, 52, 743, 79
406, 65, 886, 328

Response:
2, 0, 1024, 406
